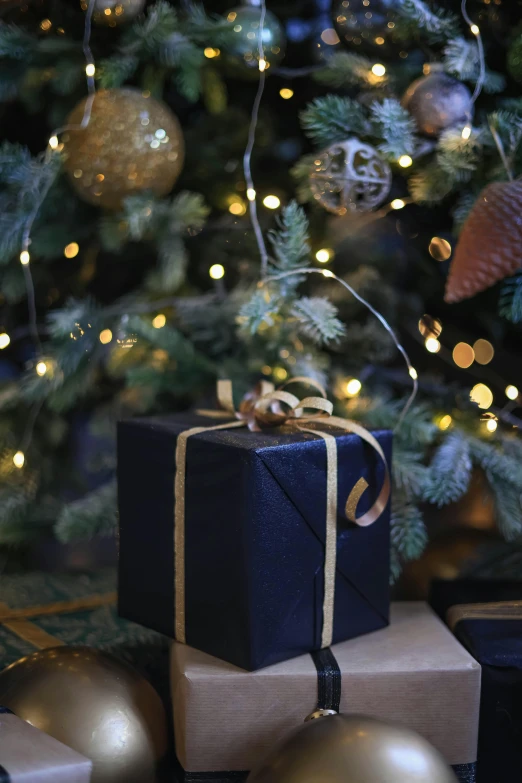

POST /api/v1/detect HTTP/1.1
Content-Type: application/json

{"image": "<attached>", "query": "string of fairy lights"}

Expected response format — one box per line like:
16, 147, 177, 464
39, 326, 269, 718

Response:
2, 0, 520, 470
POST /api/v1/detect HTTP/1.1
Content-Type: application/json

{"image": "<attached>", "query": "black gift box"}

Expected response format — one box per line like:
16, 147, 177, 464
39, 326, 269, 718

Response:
118, 413, 392, 671
431, 580, 522, 783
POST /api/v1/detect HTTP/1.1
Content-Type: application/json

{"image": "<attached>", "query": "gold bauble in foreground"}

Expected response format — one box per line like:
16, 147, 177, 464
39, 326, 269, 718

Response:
247, 714, 458, 783
63, 88, 184, 209
0, 646, 168, 783
81, 0, 145, 26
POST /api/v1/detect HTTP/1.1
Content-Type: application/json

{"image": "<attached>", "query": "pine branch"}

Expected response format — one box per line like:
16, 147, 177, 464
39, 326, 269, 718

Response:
392, 448, 429, 498
423, 431, 472, 506
408, 162, 454, 203
97, 55, 139, 89
395, 0, 459, 43
238, 289, 277, 334
313, 52, 378, 90
444, 38, 505, 94
499, 273, 522, 323
291, 297, 346, 347
54, 481, 117, 542
370, 98, 417, 159
300, 95, 368, 148
268, 201, 310, 273
436, 127, 481, 184
391, 497, 428, 562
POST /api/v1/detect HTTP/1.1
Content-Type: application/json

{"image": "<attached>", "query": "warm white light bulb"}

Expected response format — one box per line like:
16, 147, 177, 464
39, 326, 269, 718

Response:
371, 63, 386, 77
13, 451, 25, 469
246, 188, 256, 202
315, 248, 331, 263
390, 198, 406, 210
258, 58, 267, 72
152, 314, 166, 329
461, 125, 472, 140
425, 337, 441, 353
20, 250, 30, 265
85, 63, 96, 77
263, 195, 280, 209
486, 418, 497, 432
470, 24, 479, 35
209, 264, 225, 280
0, 333, 10, 350
346, 378, 362, 396
409, 367, 418, 380
398, 155, 413, 168
36, 361, 47, 376
48, 135, 59, 149
506, 385, 519, 401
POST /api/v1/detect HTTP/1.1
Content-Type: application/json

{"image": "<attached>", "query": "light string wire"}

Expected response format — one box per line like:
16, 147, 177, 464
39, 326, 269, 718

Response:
461, 0, 485, 107
242, 0, 269, 278
14, 0, 97, 468
239, 5, 418, 429
260, 269, 418, 431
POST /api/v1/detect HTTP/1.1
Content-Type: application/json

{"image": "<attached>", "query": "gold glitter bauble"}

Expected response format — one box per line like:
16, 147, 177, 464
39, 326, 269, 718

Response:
248, 714, 458, 783
63, 88, 184, 209
0, 646, 169, 783
81, 0, 145, 27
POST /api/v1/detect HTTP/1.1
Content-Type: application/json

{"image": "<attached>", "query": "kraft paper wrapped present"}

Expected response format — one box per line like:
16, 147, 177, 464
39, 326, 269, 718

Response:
0, 569, 169, 702
0, 708, 92, 782
118, 405, 392, 671
170, 602, 481, 783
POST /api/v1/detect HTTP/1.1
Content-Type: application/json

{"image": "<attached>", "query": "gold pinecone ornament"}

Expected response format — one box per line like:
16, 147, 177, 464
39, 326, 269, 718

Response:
445, 180, 522, 304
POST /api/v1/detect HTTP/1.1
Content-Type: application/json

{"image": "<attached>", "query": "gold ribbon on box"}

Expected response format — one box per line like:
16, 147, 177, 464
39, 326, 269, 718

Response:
0, 592, 117, 650
447, 600, 522, 631
174, 377, 390, 649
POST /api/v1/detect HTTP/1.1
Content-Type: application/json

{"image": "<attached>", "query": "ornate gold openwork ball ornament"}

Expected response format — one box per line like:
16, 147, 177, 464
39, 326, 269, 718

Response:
0, 646, 169, 783
221, 4, 286, 77
63, 88, 184, 210
247, 714, 458, 783
402, 72, 473, 137
81, 0, 145, 27
310, 138, 392, 214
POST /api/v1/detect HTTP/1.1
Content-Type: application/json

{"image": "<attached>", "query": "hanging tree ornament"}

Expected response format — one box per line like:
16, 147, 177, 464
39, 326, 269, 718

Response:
445, 180, 522, 304
221, 0, 286, 78
0, 646, 168, 783
309, 138, 391, 215
248, 714, 457, 783
62, 88, 184, 210
80, 0, 145, 27
332, 0, 397, 51
402, 71, 473, 137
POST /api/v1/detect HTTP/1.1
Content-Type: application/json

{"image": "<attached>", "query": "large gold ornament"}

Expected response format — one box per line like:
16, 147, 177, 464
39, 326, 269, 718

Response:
0, 646, 168, 783
247, 714, 458, 783
63, 88, 184, 209
81, 0, 145, 27
310, 138, 392, 214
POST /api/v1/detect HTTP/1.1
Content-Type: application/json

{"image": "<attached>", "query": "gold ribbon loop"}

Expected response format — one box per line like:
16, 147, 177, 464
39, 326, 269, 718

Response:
174, 378, 391, 649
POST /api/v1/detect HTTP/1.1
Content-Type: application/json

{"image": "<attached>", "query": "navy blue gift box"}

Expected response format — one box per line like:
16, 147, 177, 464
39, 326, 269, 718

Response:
444, 594, 522, 783
118, 413, 392, 671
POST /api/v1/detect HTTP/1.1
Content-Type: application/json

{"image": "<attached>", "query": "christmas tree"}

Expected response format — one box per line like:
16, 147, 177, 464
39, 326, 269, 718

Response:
1, 0, 522, 580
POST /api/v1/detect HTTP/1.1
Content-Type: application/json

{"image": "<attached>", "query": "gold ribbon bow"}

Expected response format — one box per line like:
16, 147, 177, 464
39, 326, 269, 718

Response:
174, 377, 390, 649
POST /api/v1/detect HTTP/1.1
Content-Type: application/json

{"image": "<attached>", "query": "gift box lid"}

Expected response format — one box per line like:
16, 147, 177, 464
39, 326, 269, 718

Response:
447, 600, 522, 669
171, 602, 481, 772
0, 710, 92, 782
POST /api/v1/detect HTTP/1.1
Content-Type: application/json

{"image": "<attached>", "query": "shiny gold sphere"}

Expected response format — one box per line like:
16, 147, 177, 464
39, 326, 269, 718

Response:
63, 88, 184, 209
81, 0, 145, 26
248, 714, 458, 783
0, 646, 168, 783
